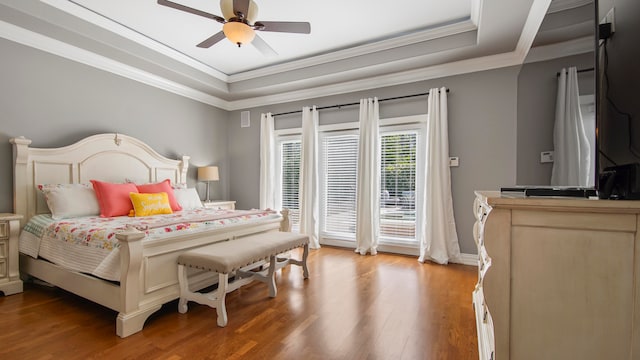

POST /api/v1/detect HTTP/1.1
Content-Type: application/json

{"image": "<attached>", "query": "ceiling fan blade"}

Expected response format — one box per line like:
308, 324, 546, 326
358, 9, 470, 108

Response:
252, 34, 277, 57
255, 21, 311, 34
196, 32, 226, 48
157, 0, 225, 24
233, 0, 250, 19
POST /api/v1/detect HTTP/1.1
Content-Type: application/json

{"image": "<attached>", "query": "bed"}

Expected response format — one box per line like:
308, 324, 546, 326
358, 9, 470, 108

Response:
11, 133, 289, 337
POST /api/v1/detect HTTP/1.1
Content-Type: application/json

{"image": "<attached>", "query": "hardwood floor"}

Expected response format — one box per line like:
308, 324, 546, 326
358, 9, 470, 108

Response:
0, 247, 478, 360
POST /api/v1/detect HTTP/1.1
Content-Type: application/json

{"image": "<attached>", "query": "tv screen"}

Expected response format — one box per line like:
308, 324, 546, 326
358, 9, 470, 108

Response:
595, 0, 640, 189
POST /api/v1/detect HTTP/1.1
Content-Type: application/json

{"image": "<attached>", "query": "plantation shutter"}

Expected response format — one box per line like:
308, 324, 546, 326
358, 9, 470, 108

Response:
280, 140, 301, 231
320, 133, 359, 239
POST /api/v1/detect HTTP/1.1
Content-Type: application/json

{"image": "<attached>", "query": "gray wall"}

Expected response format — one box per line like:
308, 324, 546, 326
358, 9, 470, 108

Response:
0, 38, 230, 213
517, 52, 595, 185
228, 67, 521, 255
2, 32, 558, 256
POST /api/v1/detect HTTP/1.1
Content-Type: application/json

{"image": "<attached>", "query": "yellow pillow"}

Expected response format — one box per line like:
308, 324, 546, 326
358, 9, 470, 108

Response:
129, 192, 173, 217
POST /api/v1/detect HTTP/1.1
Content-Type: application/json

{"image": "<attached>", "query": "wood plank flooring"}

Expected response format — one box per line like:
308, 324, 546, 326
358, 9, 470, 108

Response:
0, 247, 478, 360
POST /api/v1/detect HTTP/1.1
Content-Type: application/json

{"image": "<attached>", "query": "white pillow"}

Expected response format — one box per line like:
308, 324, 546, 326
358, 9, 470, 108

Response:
173, 188, 203, 210
38, 184, 101, 219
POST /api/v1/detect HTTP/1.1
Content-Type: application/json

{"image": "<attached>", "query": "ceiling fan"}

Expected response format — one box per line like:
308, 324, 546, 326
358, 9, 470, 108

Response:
157, 0, 311, 56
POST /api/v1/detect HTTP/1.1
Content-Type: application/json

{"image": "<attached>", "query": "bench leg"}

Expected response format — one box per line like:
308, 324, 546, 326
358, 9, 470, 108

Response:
267, 255, 278, 298
287, 244, 310, 279
302, 243, 310, 279
177, 264, 189, 314
215, 273, 229, 327
215, 274, 229, 327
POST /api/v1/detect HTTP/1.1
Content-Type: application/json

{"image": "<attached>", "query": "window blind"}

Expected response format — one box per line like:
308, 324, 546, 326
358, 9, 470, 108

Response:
280, 140, 301, 232
320, 133, 359, 239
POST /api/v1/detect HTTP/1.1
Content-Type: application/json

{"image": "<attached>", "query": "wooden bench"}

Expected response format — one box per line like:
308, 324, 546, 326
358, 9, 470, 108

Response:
177, 231, 310, 327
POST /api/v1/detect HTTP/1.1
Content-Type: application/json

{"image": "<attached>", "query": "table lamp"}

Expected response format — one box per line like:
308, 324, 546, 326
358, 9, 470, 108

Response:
198, 166, 219, 203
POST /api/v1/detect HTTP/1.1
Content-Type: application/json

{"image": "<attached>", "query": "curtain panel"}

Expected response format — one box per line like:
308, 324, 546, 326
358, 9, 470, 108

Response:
419, 88, 461, 264
259, 113, 276, 210
300, 106, 321, 249
355, 98, 381, 255
551, 66, 591, 187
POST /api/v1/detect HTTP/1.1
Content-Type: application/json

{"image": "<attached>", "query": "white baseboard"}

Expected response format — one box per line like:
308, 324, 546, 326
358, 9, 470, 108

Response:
453, 253, 479, 266
320, 238, 478, 266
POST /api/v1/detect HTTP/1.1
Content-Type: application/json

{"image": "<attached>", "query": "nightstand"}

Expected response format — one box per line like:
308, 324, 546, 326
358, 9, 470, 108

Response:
0, 213, 23, 296
203, 200, 236, 210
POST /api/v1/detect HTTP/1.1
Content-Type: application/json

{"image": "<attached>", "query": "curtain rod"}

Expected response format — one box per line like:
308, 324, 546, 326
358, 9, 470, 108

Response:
271, 88, 450, 117
556, 67, 595, 77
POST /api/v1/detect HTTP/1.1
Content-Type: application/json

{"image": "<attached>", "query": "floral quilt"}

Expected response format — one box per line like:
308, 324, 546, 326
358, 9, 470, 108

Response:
19, 208, 279, 281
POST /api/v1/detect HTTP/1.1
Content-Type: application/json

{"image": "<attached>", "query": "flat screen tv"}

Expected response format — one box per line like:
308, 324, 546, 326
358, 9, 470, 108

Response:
595, 0, 640, 198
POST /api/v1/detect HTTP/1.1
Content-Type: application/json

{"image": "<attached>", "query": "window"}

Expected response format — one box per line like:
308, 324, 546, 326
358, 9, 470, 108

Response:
319, 132, 359, 240
272, 115, 426, 252
380, 131, 419, 243
278, 138, 301, 232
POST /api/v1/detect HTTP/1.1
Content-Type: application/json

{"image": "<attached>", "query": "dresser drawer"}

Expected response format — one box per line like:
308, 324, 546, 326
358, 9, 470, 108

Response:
0, 259, 6, 278
0, 222, 7, 239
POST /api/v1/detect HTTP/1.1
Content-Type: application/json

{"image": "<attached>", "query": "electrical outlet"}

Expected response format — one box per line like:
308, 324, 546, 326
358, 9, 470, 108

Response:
540, 151, 554, 163
449, 157, 459, 167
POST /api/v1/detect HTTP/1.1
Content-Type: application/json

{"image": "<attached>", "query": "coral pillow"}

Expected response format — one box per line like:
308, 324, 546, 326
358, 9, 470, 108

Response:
129, 192, 173, 217
91, 180, 138, 217
136, 179, 182, 211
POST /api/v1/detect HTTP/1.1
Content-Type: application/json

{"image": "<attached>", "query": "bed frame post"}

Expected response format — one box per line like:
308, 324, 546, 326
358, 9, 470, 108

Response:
115, 227, 158, 338
280, 208, 291, 232
10, 136, 32, 224
179, 155, 190, 185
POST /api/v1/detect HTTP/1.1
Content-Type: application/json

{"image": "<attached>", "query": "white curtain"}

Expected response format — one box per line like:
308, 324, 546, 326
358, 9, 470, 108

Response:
259, 113, 276, 210
299, 106, 320, 249
551, 67, 591, 187
355, 98, 380, 255
419, 87, 461, 264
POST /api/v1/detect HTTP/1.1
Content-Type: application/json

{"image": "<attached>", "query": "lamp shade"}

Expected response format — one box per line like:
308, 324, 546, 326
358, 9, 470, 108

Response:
198, 166, 219, 181
223, 22, 256, 46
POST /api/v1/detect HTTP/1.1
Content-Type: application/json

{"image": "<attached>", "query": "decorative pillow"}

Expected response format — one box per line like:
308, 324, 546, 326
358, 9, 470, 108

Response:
38, 183, 100, 219
90, 180, 139, 217
129, 192, 173, 217
173, 188, 203, 210
135, 179, 182, 211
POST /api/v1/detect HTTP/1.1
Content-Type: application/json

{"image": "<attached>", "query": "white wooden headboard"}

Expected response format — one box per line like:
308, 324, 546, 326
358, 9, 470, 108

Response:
11, 133, 190, 222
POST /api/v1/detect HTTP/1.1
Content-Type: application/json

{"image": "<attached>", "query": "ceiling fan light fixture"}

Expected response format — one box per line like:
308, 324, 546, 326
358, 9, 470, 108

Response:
223, 21, 255, 47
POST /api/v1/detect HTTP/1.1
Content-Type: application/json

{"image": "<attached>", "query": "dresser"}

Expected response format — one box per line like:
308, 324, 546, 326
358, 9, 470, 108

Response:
473, 191, 640, 360
0, 213, 23, 296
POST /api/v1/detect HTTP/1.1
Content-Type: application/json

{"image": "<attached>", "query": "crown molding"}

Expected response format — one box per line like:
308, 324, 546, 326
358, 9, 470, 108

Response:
1, 15, 524, 112
228, 19, 477, 82
524, 36, 594, 63
2, 0, 554, 112
42, 0, 229, 82
513, 0, 554, 62
227, 51, 523, 110
547, 0, 592, 13
0, 19, 229, 109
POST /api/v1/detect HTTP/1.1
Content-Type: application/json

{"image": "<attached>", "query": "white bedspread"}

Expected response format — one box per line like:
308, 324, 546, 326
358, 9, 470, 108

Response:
20, 208, 279, 281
